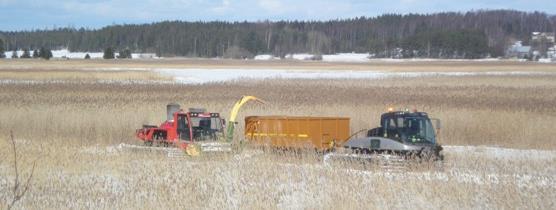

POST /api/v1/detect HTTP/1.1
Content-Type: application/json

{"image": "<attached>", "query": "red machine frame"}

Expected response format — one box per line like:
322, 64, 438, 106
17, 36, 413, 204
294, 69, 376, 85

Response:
136, 109, 224, 148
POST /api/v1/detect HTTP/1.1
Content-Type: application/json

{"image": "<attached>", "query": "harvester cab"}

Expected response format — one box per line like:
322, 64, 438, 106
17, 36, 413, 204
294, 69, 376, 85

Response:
370, 111, 437, 145
342, 109, 443, 160
136, 103, 229, 155
175, 107, 224, 142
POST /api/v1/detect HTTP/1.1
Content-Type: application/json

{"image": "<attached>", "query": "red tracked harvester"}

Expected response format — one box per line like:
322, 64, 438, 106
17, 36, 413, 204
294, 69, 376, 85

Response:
135, 103, 230, 156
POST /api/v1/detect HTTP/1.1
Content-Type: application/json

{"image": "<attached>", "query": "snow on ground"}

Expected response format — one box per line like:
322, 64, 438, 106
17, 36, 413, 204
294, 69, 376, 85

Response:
322, 53, 371, 62
443, 145, 556, 160
2, 143, 553, 209
3, 49, 157, 59
88, 143, 556, 188
108, 144, 555, 161
538, 58, 556, 63
155, 68, 556, 84
2, 49, 551, 62
281, 53, 505, 62
254, 54, 279, 60
285, 53, 315, 60
3, 67, 554, 84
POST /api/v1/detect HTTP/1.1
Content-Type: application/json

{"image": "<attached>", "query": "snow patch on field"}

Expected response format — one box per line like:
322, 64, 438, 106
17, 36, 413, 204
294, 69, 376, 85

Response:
322, 53, 372, 62
279, 53, 506, 62
3, 67, 554, 84
254, 54, 279, 60
155, 68, 556, 84
2, 65, 554, 85
286, 53, 315, 60
3, 49, 157, 59
443, 145, 556, 160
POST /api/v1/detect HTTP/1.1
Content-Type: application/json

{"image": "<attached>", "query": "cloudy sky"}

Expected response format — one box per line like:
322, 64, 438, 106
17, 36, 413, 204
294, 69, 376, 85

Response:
1, 0, 555, 31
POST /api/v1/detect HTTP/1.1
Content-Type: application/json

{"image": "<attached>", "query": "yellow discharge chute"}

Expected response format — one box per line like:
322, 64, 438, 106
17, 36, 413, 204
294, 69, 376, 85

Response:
226, 96, 265, 142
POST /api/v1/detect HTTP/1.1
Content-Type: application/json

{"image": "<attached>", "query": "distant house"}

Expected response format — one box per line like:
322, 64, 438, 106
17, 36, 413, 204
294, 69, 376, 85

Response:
532, 32, 555, 43
506, 41, 531, 59
548, 46, 556, 59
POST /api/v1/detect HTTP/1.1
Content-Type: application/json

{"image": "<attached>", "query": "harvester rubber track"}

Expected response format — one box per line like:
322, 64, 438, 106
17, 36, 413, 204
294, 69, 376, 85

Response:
167, 149, 187, 158
118, 143, 233, 159
118, 143, 185, 158
323, 153, 411, 172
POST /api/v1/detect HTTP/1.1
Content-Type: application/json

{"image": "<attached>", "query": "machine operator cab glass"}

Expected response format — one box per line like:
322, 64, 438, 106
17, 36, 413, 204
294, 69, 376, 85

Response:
381, 111, 436, 145
176, 113, 224, 141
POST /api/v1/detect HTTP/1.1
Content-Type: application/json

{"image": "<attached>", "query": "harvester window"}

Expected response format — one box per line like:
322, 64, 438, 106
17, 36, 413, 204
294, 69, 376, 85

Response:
211, 118, 223, 130
385, 118, 401, 139
383, 116, 435, 144
191, 117, 210, 128
190, 117, 223, 131
177, 115, 190, 140
388, 118, 397, 128
177, 115, 189, 130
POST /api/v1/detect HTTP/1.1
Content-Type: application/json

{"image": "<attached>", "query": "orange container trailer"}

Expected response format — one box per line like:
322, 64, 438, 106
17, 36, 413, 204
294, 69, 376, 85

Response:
244, 116, 350, 151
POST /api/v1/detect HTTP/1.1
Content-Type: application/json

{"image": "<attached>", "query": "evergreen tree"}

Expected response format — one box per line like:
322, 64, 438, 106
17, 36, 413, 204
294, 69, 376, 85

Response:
46, 49, 53, 59
32, 49, 39, 58
0, 39, 5, 58
84, 53, 91, 59
39, 47, 53, 60
0, 10, 553, 58
11, 50, 18, 59
20, 49, 31, 58
103, 47, 115, 59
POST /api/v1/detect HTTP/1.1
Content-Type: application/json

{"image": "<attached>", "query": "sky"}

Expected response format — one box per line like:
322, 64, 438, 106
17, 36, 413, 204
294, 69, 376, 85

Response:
1, 0, 555, 31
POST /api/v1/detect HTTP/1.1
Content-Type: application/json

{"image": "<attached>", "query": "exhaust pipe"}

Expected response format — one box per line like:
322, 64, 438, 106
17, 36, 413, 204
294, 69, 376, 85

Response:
167, 103, 180, 121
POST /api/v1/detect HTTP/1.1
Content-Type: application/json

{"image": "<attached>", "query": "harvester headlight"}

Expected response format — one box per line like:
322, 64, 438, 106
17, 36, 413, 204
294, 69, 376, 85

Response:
388, 107, 394, 112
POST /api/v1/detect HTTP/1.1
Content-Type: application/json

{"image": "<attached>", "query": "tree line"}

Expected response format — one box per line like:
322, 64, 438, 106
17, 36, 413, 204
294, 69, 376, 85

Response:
1, 10, 555, 59
0, 39, 53, 59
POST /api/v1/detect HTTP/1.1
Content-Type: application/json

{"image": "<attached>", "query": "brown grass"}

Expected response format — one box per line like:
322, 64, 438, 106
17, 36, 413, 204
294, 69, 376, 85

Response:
2, 58, 556, 72
0, 70, 169, 82
1, 75, 554, 149
0, 67, 555, 209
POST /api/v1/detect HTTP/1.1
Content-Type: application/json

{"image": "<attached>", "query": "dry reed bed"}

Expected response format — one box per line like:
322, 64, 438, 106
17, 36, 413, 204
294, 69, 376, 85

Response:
0, 141, 554, 209
1, 74, 555, 209
2, 59, 556, 72
0, 75, 555, 148
0, 69, 169, 82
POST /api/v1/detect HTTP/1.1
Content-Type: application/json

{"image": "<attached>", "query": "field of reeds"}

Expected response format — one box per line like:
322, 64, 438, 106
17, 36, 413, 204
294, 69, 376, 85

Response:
1, 61, 555, 209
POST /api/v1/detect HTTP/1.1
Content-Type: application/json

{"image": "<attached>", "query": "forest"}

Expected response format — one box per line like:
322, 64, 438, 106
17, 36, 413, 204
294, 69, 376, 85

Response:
0, 10, 555, 59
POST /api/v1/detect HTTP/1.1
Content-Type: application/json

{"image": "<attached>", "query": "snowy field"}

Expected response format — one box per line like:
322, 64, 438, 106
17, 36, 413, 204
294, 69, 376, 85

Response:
4, 50, 554, 63
154, 68, 556, 84
3, 49, 157, 59
2, 67, 555, 85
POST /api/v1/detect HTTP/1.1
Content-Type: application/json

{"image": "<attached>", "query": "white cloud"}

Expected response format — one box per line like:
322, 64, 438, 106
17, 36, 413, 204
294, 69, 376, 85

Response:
211, 0, 232, 13
258, 0, 286, 13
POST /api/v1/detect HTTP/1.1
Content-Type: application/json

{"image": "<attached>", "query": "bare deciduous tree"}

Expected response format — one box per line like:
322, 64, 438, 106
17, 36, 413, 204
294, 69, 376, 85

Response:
7, 131, 37, 210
